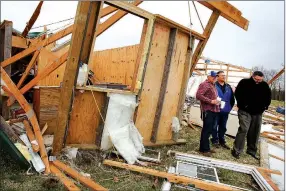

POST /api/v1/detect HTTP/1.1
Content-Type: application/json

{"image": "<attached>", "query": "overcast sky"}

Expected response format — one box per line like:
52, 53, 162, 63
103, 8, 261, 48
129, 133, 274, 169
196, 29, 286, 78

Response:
1, 1, 284, 70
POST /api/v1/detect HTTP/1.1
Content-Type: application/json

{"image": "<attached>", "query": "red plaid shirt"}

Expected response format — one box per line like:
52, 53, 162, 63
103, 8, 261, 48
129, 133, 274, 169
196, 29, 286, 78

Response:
196, 80, 220, 113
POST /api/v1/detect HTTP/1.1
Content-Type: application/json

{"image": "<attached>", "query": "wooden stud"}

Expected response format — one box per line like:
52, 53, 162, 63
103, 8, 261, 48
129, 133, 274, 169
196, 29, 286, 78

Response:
261, 133, 284, 142
41, 123, 48, 135
7, 52, 68, 106
269, 154, 285, 162
151, 28, 178, 143
23, 119, 40, 152
198, 1, 249, 30
262, 131, 284, 136
268, 68, 285, 85
256, 167, 282, 175
104, 1, 154, 20
103, 160, 237, 191
52, 160, 107, 191
22, 1, 44, 37
190, 10, 220, 75
1, 67, 50, 174
50, 164, 80, 191
53, 1, 103, 155
17, 50, 40, 88
0, 20, 12, 120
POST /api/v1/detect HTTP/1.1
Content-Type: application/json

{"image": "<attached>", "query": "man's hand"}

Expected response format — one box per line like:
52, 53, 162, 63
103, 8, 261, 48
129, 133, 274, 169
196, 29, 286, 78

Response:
211, 100, 219, 105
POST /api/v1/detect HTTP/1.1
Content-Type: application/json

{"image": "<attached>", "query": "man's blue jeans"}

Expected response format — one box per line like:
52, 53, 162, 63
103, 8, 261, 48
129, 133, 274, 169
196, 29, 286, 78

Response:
211, 112, 229, 144
199, 111, 218, 152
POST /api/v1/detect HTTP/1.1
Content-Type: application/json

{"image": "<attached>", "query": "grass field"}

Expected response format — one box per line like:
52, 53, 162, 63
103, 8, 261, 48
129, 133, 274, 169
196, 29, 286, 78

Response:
0, 122, 261, 191
271, 100, 285, 107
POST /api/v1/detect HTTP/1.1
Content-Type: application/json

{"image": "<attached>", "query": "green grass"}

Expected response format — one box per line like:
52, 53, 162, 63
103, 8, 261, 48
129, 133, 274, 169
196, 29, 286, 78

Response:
271, 100, 285, 107
0, 124, 260, 191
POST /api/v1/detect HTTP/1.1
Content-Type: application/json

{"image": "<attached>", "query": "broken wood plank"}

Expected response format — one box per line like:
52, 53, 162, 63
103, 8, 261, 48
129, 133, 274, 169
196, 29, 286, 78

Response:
269, 154, 285, 162
190, 10, 220, 74
1, 67, 50, 174
7, 52, 68, 106
22, 1, 44, 37
151, 28, 178, 143
262, 131, 284, 136
257, 169, 280, 191
268, 68, 285, 85
50, 164, 80, 191
144, 139, 187, 147
41, 123, 48, 135
103, 160, 237, 191
52, 160, 107, 191
261, 132, 284, 143
17, 50, 40, 88
0, 115, 24, 144
53, 1, 103, 155
23, 119, 40, 152
198, 1, 249, 30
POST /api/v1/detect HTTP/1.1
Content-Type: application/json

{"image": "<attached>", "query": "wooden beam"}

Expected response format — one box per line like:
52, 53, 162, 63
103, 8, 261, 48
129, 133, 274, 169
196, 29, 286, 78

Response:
105, 1, 154, 20
23, 119, 40, 152
52, 160, 107, 191
1, 67, 50, 174
269, 154, 284, 162
17, 50, 40, 88
268, 68, 285, 85
7, 52, 68, 106
198, 1, 249, 30
151, 28, 178, 143
103, 160, 237, 191
96, 0, 143, 37
41, 123, 48, 135
12, 36, 33, 48
0, 20, 12, 120
190, 10, 220, 74
1, 25, 73, 68
52, 1, 103, 155
50, 164, 80, 191
257, 169, 280, 191
22, 1, 44, 37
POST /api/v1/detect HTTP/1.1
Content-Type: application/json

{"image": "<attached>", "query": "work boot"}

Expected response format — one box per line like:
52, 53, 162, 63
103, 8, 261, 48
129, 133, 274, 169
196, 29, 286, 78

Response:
212, 142, 220, 148
246, 151, 260, 160
220, 143, 231, 150
231, 149, 240, 159
199, 151, 212, 157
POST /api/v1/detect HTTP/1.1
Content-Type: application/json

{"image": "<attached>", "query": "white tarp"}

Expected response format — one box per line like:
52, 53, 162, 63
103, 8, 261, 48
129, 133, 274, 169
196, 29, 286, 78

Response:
186, 75, 207, 98
100, 93, 145, 164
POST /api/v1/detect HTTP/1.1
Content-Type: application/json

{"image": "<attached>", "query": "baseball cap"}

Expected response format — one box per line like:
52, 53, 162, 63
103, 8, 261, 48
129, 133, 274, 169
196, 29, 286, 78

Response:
207, 71, 217, 77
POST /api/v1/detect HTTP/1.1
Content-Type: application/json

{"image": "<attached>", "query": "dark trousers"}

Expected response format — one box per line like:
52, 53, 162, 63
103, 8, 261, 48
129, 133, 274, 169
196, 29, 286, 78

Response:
233, 110, 262, 155
211, 112, 229, 144
200, 111, 218, 152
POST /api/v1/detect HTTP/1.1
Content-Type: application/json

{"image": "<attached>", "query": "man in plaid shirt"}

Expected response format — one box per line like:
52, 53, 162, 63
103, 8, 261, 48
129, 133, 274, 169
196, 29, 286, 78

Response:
196, 71, 220, 157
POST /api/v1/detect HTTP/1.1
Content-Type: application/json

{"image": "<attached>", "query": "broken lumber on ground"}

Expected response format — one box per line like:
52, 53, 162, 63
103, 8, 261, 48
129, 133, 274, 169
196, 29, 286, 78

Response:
103, 160, 237, 191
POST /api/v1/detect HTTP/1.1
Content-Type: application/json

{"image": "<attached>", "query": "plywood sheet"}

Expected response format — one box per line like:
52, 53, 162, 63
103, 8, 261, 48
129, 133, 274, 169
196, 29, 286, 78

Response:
37, 87, 105, 144
135, 22, 170, 141
66, 90, 105, 144
90, 45, 139, 86
37, 45, 139, 86
157, 31, 189, 141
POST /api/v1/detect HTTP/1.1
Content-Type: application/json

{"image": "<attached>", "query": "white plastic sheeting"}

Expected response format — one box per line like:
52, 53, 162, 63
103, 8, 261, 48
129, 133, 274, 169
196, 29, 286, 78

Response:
186, 75, 207, 98
77, 63, 89, 86
100, 93, 145, 164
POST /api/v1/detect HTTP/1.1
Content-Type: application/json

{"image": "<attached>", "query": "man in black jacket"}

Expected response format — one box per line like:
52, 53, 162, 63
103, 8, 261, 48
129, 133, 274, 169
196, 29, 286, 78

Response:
231, 71, 271, 160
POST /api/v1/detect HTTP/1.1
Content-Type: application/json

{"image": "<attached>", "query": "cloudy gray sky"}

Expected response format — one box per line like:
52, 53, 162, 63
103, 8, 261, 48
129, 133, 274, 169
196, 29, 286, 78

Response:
1, 1, 284, 70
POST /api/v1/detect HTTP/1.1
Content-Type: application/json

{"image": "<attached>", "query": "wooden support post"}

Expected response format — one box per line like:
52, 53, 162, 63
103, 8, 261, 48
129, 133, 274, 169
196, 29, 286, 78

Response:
50, 164, 80, 191
0, 21, 12, 120
1, 67, 50, 174
268, 68, 285, 85
22, 1, 44, 37
52, 1, 103, 155
151, 28, 178, 143
52, 160, 107, 191
189, 10, 220, 75
103, 160, 237, 191
177, 36, 195, 122
23, 119, 40, 152
17, 50, 40, 88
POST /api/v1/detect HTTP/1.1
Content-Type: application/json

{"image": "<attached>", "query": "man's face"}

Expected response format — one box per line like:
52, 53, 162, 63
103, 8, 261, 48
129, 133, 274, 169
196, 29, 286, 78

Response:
217, 72, 226, 83
252, 75, 264, 84
207, 76, 217, 84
